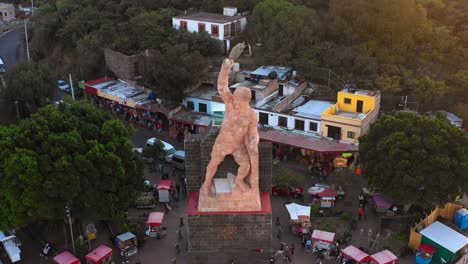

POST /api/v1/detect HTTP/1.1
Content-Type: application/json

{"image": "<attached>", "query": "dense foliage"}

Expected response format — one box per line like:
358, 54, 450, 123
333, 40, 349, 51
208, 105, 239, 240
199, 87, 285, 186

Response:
0, 101, 144, 229
359, 113, 468, 210
2, 62, 55, 117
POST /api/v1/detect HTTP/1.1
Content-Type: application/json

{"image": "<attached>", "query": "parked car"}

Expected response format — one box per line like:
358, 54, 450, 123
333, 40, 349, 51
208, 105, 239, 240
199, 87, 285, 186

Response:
272, 185, 304, 198
307, 183, 331, 196
57, 80, 70, 91
362, 186, 381, 197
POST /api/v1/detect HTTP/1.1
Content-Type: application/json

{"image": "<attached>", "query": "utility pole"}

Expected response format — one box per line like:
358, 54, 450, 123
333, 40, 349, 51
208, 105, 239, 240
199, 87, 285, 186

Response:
66, 205, 76, 255
31, 0, 34, 15
24, 20, 30, 62
14, 101, 20, 122
69, 73, 75, 100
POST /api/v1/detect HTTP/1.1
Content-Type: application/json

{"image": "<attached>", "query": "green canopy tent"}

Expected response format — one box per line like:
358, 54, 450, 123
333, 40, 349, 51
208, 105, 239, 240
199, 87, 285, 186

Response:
420, 221, 468, 264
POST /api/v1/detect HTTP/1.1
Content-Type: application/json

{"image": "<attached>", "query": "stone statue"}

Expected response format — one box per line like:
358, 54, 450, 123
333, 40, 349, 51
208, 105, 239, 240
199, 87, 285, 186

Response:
201, 58, 260, 198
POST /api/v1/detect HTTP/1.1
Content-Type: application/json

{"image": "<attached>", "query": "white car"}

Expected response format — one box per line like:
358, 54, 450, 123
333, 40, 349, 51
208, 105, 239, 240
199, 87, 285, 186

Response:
57, 80, 70, 91
145, 138, 176, 162
307, 184, 331, 196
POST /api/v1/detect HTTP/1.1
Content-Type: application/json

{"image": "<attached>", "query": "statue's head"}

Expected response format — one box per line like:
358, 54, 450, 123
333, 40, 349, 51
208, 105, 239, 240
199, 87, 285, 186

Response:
233, 87, 251, 110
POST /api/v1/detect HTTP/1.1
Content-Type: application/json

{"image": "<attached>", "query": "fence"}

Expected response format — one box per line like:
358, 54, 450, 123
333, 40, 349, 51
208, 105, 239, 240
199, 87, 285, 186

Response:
0, 19, 21, 34
408, 203, 464, 251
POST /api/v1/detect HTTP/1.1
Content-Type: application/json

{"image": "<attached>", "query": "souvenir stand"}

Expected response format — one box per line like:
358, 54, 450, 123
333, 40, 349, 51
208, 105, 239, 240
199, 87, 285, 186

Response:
372, 195, 392, 213
311, 229, 336, 257
369, 250, 397, 264
53, 251, 81, 264
416, 244, 436, 264
146, 212, 167, 239
156, 180, 174, 202
419, 221, 468, 264
285, 203, 311, 236
317, 188, 338, 208
85, 245, 112, 264
342, 245, 370, 264
115, 232, 138, 257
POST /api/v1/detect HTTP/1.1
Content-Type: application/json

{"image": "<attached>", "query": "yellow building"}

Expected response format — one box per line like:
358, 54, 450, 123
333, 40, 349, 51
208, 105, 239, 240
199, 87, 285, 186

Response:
320, 89, 381, 143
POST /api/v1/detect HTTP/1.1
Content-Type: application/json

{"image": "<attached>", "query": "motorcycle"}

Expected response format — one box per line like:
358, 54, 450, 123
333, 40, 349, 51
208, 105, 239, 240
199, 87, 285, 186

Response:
39, 242, 53, 259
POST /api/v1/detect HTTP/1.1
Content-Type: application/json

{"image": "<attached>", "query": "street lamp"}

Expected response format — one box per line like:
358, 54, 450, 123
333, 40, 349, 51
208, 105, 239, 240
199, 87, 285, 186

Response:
65, 205, 76, 255
14, 101, 20, 122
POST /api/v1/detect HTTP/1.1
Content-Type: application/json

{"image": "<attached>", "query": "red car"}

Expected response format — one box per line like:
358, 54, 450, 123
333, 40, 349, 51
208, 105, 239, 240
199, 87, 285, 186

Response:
272, 185, 304, 198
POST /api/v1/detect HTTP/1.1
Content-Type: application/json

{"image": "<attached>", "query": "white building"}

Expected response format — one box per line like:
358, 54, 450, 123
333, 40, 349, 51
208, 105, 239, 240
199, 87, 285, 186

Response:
172, 7, 247, 51
0, 3, 15, 22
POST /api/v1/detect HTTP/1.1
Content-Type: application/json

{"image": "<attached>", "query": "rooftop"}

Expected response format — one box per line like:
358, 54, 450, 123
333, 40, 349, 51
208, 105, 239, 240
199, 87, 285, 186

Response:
173, 12, 244, 24
231, 80, 268, 91
170, 110, 213, 127
334, 110, 368, 120
292, 100, 334, 120
341, 88, 380, 97
251, 66, 292, 81
187, 85, 219, 100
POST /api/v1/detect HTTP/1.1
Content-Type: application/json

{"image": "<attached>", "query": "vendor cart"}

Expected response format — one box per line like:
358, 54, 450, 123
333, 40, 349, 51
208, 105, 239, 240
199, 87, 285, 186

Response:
312, 229, 336, 257
318, 189, 338, 208
369, 250, 397, 264
416, 244, 436, 264
53, 251, 81, 264
372, 195, 392, 213
156, 180, 174, 202
85, 245, 113, 264
146, 212, 167, 239
342, 245, 370, 264
285, 203, 311, 236
115, 232, 137, 257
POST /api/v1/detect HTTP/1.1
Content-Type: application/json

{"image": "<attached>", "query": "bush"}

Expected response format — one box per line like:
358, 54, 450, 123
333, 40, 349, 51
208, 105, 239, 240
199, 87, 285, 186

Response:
310, 203, 320, 215
342, 211, 351, 220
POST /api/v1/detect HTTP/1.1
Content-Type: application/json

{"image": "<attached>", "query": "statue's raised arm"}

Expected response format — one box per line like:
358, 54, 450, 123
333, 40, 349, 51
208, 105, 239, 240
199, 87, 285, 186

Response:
217, 59, 234, 104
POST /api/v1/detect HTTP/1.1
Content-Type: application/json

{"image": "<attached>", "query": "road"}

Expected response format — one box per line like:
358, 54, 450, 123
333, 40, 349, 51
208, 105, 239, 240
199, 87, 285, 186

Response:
0, 25, 26, 71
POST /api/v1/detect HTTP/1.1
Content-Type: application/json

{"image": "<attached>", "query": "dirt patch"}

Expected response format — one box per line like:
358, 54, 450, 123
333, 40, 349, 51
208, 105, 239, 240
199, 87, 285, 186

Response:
310, 216, 350, 240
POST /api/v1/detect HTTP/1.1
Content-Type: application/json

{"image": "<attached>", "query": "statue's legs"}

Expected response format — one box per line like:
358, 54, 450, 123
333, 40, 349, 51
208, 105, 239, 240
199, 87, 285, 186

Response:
202, 146, 227, 196
232, 145, 251, 192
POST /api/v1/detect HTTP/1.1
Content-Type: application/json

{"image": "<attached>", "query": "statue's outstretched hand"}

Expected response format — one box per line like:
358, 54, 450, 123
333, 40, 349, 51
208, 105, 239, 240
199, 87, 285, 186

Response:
221, 58, 234, 71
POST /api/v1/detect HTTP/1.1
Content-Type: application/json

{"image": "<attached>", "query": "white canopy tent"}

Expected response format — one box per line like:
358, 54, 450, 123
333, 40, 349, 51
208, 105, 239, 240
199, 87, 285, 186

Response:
285, 203, 310, 220
420, 221, 468, 254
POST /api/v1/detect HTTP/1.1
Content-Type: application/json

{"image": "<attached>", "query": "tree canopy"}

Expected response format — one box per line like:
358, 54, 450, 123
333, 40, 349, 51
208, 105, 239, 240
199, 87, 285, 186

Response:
2, 62, 56, 117
0, 101, 144, 229
359, 113, 468, 210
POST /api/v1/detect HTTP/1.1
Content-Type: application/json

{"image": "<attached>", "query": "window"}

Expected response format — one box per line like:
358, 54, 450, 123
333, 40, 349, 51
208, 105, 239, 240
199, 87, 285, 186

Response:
199, 103, 207, 113
347, 131, 355, 139
344, 98, 352, 104
278, 116, 288, 127
213, 111, 225, 126
259, 112, 269, 125
198, 23, 206, 32
180, 20, 187, 30
295, 119, 305, 131
224, 24, 230, 37
309, 122, 318, 132
187, 101, 194, 110
211, 25, 219, 37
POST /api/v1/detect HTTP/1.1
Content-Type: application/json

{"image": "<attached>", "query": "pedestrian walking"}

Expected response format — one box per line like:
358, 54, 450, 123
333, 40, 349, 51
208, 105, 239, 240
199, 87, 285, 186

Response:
177, 228, 182, 241
301, 237, 306, 249
176, 183, 181, 196
121, 250, 128, 264
290, 243, 295, 256
172, 167, 176, 178
270, 255, 275, 263
306, 239, 311, 251
277, 226, 282, 240
358, 206, 364, 221
280, 242, 285, 250
179, 217, 184, 227
175, 243, 180, 255
275, 216, 280, 226
158, 163, 164, 174
165, 203, 172, 213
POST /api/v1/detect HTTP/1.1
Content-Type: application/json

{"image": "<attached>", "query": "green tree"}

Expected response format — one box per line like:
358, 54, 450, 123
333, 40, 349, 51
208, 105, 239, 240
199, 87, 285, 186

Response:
274, 166, 304, 200
0, 101, 144, 229
142, 141, 165, 168
359, 113, 468, 210
2, 62, 55, 117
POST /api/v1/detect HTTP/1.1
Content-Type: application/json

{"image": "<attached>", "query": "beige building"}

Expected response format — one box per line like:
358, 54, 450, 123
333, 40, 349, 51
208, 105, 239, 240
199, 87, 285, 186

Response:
0, 3, 15, 22
320, 89, 381, 143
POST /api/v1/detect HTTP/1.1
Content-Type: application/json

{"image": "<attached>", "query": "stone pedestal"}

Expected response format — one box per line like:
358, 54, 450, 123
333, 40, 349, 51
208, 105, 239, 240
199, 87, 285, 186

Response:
187, 192, 272, 264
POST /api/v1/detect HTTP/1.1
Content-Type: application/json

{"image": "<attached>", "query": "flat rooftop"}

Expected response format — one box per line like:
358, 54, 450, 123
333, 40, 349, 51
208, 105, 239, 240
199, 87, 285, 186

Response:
88, 79, 153, 107
230, 80, 268, 91
293, 100, 334, 120
173, 12, 244, 24
334, 110, 367, 120
171, 110, 213, 127
251, 66, 292, 80
341, 89, 380, 97
187, 86, 219, 100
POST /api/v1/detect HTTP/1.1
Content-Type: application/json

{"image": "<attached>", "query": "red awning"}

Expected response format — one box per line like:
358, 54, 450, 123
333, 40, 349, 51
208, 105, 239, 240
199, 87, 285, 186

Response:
147, 212, 165, 226
419, 244, 436, 254
53, 251, 81, 264
311, 229, 335, 243
85, 77, 113, 96
259, 128, 359, 153
85, 245, 112, 263
370, 250, 398, 264
157, 180, 173, 190
342, 246, 370, 263
317, 188, 338, 198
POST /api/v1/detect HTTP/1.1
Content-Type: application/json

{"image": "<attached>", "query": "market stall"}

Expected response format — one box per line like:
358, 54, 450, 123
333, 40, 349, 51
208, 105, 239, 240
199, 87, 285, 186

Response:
157, 180, 174, 202
146, 212, 167, 239
285, 203, 311, 236
53, 251, 81, 264
317, 188, 338, 208
372, 195, 392, 213
115, 232, 138, 257
420, 221, 468, 264
342, 245, 370, 264
416, 244, 437, 264
369, 250, 397, 264
311, 229, 336, 256
85, 245, 112, 264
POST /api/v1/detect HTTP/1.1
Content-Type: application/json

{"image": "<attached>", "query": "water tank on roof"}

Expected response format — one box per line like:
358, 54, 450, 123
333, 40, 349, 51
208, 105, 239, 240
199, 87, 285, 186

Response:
223, 7, 238, 16
268, 71, 278, 80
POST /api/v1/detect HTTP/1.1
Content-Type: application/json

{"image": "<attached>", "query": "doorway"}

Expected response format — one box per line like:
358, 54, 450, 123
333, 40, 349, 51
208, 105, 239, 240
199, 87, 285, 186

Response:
327, 125, 341, 140
356, 100, 363, 113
